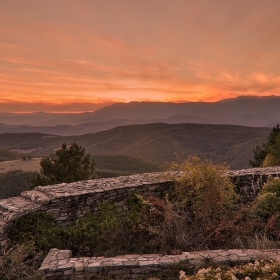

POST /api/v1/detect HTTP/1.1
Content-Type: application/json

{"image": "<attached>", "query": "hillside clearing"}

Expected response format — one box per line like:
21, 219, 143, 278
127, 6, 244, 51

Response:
0, 158, 41, 173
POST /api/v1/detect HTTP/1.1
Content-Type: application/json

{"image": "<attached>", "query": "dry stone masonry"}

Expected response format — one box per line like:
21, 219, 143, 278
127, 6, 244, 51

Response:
40, 248, 280, 279
0, 172, 174, 244
1, 167, 280, 244
1, 167, 280, 278
227, 166, 280, 200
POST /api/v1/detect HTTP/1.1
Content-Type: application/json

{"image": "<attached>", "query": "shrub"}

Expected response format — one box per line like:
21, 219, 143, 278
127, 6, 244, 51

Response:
167, 156, 237, 217
161, 156, 238, 250
0, 241, 44, 280
178, 260, 280, 280
252, 192, 280, 219
252, 178, 280, 219
261, 177, 280, 196
8, 211, 64, 252
66, 201, 122, 256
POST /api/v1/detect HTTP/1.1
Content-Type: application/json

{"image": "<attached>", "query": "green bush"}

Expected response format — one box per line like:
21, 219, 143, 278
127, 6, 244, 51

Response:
252, 178, 280, 219
261, 178, 280, 196
66, 201, 122, 256
8, 211, 64, 253
4, 211, 65, 279
125, 190, 147, 225
252, 192, 280, 219
167, 156, 237, 222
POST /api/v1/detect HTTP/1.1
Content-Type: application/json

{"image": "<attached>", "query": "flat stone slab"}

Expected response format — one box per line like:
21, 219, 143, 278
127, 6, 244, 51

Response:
226, 166, 280, 177
21, 190, 51, 205
0, 196, 39, 213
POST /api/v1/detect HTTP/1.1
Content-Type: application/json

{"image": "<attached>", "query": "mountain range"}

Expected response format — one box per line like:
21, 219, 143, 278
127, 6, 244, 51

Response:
0, 95, 277, 170
0, 96, 279, 136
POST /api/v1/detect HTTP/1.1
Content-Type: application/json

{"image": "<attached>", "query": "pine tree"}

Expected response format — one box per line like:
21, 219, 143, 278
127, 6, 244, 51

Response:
30, 143, 95, 188
250, 124, 280, 167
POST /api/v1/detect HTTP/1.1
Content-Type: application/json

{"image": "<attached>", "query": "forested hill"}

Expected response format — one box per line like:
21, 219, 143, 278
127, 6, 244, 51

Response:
0, 123, 270, 169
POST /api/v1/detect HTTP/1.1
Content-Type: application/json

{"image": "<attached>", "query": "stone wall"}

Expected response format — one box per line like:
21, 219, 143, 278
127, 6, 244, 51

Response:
1, 167, 280, 278
0, 172, 174, 243
1, 167, 280, 244
227, 166, 280, 200
40, 248, 280, 279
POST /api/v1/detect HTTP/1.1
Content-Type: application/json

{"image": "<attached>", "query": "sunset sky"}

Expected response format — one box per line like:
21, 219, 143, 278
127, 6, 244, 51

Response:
1, 0, 280, 112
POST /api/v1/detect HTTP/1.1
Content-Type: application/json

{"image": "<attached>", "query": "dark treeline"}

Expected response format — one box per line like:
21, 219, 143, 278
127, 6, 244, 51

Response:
0, 170, 38, 199
93, 154, 161, 178
0, 148, 22, 162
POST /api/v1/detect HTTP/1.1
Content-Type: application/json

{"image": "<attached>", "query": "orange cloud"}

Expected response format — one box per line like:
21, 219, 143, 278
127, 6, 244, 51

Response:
1, 1, 280, 112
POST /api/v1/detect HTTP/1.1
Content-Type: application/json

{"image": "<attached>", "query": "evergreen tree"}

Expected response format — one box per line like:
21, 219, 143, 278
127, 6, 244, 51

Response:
249, 144, 267, 167
31, 143, 95, 188
250, 124, 280, 167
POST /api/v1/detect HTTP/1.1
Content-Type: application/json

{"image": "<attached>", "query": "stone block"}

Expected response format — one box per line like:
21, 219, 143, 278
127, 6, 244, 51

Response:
58, 259, 68, 265
46, 255, 57, 262
139, 260, 154, 267
39, 265, 50, 271
74, 261, 84, 272
87, 261, 102, 272
101, 260, 123, 269
86, 197, 94, 206
218, 251, 231, 257
124, 260, 139, 268
158, 256, 174, 266
213, 256, 230, 263
57, 262, 74, 272
7, 212, 25, 222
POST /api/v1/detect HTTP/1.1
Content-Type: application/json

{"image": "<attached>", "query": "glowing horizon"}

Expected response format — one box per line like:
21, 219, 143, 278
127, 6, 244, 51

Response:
1, 0, 280, 113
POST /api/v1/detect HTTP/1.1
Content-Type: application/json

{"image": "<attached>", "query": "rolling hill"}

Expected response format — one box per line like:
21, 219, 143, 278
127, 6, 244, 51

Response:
0, 123, 271, 169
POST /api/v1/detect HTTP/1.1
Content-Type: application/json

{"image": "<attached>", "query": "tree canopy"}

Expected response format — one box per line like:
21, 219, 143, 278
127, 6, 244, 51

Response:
250, 124, 280, 167
31, 143, 95, 188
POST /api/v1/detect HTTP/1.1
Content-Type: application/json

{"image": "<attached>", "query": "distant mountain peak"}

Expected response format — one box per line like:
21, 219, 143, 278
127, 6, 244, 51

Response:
218, 95, 280, 103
